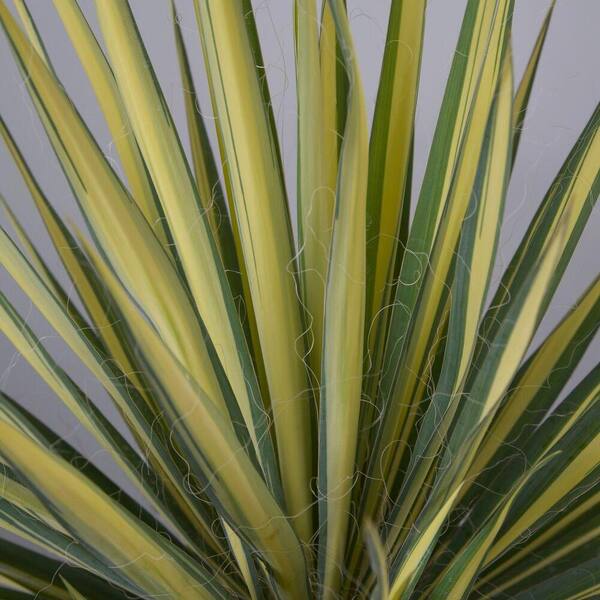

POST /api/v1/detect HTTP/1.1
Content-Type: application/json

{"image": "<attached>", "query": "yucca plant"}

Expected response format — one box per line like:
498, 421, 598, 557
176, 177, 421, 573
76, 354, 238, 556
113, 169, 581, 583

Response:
0, 0, 598, 598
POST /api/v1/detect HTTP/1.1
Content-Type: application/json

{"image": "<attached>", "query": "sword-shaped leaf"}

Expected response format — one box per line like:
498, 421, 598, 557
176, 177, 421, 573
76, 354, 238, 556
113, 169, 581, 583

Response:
0, 539, 132, 600
364, 0, 426, 350
467, 276, 600, 496
512, 0, 556, 163
476, 481, 599, 597
475, 100, 600, 384
294, 0, 330, 382
194, 0, 313, 541
317, 1, 368, 595
1, 229, 227, 557
0, 418, 227, 599
93, 3, 280, 494
0, 1, 228, 416
428, 456, 551, 600
82, 238, 310, 599
50, 0, 168, 247
384, 48, 513, 553
363, 0, 515, 523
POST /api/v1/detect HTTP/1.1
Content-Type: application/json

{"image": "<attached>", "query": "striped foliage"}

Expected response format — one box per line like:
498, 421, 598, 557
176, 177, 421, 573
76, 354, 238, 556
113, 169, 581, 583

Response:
0, 1, 598, 598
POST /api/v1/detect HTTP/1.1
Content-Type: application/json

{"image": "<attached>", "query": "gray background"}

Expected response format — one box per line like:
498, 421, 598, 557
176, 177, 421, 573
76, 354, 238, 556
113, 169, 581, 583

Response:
1, 0, 599, 463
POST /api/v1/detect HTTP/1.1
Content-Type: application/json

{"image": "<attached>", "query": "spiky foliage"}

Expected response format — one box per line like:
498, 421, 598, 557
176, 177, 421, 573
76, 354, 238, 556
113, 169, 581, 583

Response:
0, 1, 598, 599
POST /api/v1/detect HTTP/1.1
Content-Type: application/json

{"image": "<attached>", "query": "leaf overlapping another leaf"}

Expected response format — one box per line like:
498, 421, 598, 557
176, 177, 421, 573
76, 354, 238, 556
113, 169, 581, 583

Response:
0, 1, 598, 598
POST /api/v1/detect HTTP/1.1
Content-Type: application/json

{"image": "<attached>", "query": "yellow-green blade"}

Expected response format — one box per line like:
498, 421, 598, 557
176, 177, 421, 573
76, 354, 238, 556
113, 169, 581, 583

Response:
431, 279, 600, 574
0, 119, 146, 389
317, 1, 368, 595
508, 557, 600, 600
50, 0, 169, 248
318, 0, 345, 218
170, 2, 266, 406
0, 418, 224, 599
82, 239, 310, 599
360, 0, 426, 476
194, 0, 313, 542
0, 1, 228, 417
0, 390, 232, 596
319, 0, 348, 156
512, 0, 556, 164
170, 0, 240, 283
383, 47, 514, 553
386, 209, 565, 600
1, 466, 66, 534
94, 1, 279, 495
485, 390, 600, 564
0, 194, 91, 336
467, 275, 600, 492
476, 481, 599, 597
475, 100, 600, 391
0, 389, 201, 557
0, 540, 107, 600
61, 580, 86, 600
363, 0, 515, 525
294, 0, 331, 382
440, 218, 567, 483
363, 521, 390, 600
388, 484, 464, 599
0, 228, 227, 558
365, 0, 426, 351
428, 457, 551, 600
442, 362, 600, 593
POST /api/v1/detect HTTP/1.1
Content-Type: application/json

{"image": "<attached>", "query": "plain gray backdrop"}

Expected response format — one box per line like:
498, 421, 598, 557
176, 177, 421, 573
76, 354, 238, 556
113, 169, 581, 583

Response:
1, 0, 599, 471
